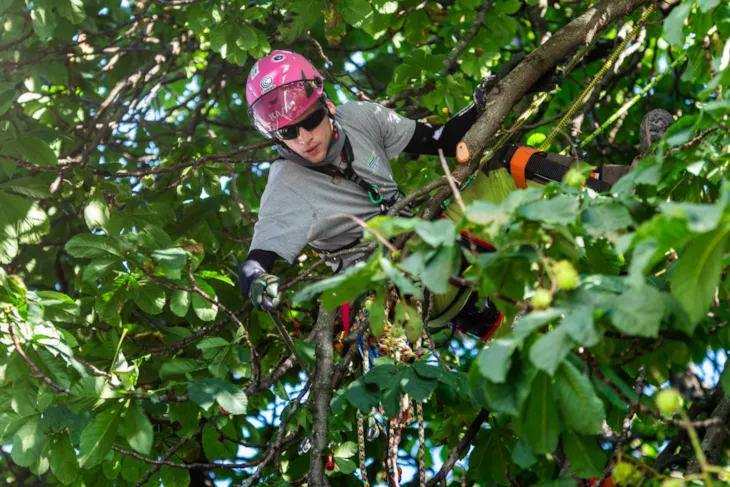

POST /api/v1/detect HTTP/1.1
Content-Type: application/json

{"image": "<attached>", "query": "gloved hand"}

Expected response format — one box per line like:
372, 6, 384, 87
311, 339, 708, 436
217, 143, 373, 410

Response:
249, 273, 281, 312
473, 57, 562, 114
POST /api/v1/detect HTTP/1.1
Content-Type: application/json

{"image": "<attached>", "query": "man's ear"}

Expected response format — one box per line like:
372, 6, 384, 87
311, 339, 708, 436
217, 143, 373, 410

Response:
325, 98, 336, 116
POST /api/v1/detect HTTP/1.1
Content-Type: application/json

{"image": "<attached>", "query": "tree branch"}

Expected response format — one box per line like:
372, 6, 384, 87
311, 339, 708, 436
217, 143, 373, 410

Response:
308, 307, 337, 487
427, 409, 490, 486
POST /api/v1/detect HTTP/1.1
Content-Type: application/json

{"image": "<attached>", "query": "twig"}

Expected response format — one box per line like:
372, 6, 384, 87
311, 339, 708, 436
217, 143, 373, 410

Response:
7, 323, 69, 393
437, 149, 466, 213
427, 409, 490, 486
132, 424, 204, 487
341, 214, 398, 252
596, 367, 646, 486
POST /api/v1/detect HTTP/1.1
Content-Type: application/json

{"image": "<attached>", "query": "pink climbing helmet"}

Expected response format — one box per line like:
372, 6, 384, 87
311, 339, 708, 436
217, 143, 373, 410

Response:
246, 50, 325, 137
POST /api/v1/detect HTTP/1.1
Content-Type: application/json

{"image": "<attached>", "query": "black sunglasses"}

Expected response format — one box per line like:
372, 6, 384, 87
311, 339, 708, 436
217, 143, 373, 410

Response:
272, 104, 328, 140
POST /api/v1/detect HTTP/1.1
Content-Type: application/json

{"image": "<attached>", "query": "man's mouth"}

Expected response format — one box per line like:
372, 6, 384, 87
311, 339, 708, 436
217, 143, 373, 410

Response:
305, 144, 318, 155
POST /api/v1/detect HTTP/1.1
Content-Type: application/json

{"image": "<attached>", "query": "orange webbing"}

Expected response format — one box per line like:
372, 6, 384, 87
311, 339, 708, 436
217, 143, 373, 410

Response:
510, 146, 538, 189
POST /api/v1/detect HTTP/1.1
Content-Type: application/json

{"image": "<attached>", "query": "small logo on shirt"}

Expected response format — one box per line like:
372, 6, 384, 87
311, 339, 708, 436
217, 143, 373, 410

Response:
367, 152, 379, 171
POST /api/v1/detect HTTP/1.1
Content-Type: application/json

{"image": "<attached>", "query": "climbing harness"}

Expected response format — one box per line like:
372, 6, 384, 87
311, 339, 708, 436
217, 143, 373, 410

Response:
306, 125, 402, 214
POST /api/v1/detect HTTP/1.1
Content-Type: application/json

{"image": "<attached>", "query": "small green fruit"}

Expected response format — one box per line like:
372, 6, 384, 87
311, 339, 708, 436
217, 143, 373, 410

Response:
531, 288, 552, 309
141, 175, 155, 188
613, 461, 642, 486
553, 260, 579, 291
563, 168, 586, 187
656, 389, 683, 416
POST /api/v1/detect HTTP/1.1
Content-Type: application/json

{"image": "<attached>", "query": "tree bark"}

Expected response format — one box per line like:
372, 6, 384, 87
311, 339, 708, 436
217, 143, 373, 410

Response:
307, 307, 337, 487
686, 396, 730, 474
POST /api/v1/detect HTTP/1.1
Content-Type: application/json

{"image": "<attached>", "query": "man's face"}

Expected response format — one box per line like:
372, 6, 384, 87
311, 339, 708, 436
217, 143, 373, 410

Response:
281, 99, 336, 164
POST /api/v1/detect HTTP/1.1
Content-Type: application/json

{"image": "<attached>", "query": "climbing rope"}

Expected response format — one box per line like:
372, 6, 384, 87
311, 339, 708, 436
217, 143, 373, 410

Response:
354, 288, 428, 487
442, 4, 655, 208
570, 52, 687, 153
539, 5, 655, 151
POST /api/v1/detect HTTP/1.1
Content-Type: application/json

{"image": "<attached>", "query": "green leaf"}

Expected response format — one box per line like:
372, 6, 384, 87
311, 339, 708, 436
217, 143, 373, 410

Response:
202, 421, 237, 460
170, 289, 190, 317
280, 0, 322, 43
123, 404, 153, 455
663, 1, 691, 46
609, 284, 665, 337
400, 368, 437, 401
582, 203, 633, 237
512, 438, 537, 468
404, 9, 429, 44
65, 234, 125, 259
11, 416, 42, 467
346, 379, 380, 413
370, 287, 386, 338
562, 306, 601, 347
334, 456, 357, 474
68, 376, 119, 413
84, 199, 110, 231
79, 406, 121, 468
57, 0, 85, 24
160, 466, 190, 487
519, 195, 579, 226
365, 216, 418, 240
8, 135, 57, 166
338, 0, 373, 28
0, 176, 53, 199
697, 0, 720, 12
555, 360, 605, 435
49, 433, 79, 485
414, 218, 457, 247
513, 309, 563, 340
192, 279, 218, 321
82, 256, 120, 282
476, 338, 519, 384
660, 201, 724, 234
671, 225, 730, 326
529, 326, 574, 376
380, 258, 421, 297
160, 358, 205, 380
469, 429, 514, 484
31, 7, 56, 39
151, 248, 186, 269
133, 279, 166, 315
333, 441, 357, 458
188, 378, 247, 415
522, 372, 559, 454
563, 432, 606, 478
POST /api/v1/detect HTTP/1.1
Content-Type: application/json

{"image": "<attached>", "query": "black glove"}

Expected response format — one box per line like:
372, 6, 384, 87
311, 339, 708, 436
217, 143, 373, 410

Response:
473, 56, 562, 114
249, 273, 281, 312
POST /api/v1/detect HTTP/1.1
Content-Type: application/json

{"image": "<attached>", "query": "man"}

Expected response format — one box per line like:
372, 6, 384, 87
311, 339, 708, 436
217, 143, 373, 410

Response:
238, 50, 526, 318
237, 49, 668, 339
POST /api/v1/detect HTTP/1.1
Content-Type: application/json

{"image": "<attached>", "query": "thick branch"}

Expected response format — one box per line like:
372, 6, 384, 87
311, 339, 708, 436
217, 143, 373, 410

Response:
308, 307, 337, 487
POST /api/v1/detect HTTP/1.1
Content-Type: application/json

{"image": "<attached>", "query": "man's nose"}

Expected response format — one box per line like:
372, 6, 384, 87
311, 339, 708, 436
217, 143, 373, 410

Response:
297, 127, 314, 143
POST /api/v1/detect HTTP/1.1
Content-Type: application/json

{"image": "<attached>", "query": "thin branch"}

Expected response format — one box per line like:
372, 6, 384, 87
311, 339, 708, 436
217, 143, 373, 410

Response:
597, 367, 647, 486
7, 323, 69, 393
132, 424, 204, 487
427, 409, 490, 486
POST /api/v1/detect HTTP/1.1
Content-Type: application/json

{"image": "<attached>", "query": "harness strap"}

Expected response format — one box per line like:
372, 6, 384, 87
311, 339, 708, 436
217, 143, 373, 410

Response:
306, 135, 400, 214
